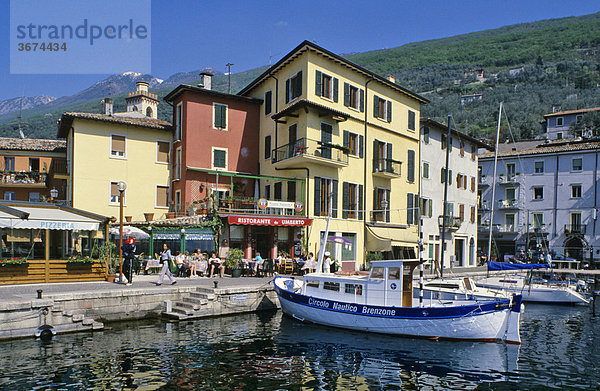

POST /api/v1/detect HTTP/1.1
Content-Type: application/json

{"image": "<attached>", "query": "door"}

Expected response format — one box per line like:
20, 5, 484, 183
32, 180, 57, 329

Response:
320, 123, 332, 159
455, 239, 464, 266
288, 124, 298, 157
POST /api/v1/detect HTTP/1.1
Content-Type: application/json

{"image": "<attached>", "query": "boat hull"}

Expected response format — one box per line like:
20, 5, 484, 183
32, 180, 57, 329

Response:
274, 277, 522, 344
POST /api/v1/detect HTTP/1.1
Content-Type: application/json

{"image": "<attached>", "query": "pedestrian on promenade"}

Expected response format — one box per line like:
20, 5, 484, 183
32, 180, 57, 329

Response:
122, 237, 136, 286
157, 243, 177, 286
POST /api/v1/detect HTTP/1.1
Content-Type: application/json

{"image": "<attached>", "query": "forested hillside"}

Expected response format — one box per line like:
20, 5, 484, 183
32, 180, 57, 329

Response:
1, 12, 599, 141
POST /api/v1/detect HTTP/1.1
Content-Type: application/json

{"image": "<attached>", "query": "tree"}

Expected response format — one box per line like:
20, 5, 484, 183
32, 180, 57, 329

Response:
569, 111, 600, 138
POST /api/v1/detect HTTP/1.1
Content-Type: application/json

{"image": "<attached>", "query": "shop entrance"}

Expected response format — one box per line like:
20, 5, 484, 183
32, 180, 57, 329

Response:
252, 226, 272, 259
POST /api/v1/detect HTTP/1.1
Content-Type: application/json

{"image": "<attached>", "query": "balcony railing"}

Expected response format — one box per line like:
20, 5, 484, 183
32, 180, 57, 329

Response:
373, 158, 402, 177
184, 196, 305, 217
272, 138, 349, 166
498, 199, 519, 209
564, 224, 586, 235
498, 174, 520, 185
438, 215, 461, 230
0, 170, 47, 186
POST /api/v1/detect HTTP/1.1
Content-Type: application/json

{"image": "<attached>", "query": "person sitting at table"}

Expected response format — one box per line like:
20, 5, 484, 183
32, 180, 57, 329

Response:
302, 252, 316, 273
198, 252, 208, 277
174, 251, 186, 277
180, 250, 191, 277
190, 249, 200, 277
209, 251, 224, 278
253, 252, 264, 275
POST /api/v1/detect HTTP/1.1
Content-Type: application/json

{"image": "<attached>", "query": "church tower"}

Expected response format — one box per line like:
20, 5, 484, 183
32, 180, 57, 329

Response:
126, 81, 159, 119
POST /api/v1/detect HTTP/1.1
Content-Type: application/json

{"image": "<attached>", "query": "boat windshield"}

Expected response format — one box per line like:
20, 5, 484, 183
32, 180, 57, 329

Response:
370, 267, 384, 279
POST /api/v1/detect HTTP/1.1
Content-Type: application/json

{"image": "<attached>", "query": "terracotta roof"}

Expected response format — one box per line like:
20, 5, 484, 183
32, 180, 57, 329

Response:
479, 138, 600, 159
238, 40, 429, 104
164, 84, 263, 104
57, 112, 172, 138
543, 107, 600, 118
0, 137, 66, 152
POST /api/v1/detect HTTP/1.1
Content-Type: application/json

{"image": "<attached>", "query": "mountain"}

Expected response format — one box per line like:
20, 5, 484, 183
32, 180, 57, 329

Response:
0, 95, 55, 116
1, 12, 599, 140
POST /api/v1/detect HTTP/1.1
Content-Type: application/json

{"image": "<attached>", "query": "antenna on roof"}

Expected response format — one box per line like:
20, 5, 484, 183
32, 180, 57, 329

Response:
226, 63, 234, 94
17, 91, 25, 139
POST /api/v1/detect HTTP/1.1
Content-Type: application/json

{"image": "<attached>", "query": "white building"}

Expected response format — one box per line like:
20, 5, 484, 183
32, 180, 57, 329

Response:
420, 119, 492, 270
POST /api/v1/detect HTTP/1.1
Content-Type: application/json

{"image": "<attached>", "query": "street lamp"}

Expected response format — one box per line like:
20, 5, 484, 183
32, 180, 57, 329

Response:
50, 188, 58, 202
117, 181, 127, 283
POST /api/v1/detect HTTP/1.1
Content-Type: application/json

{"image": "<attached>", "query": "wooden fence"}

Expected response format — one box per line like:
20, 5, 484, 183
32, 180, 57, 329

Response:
0, 259, 107, 285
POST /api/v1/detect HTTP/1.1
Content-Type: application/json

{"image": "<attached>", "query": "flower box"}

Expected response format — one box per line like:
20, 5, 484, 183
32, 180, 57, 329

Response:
0, 258, 29, 267
67, 256, 94, 265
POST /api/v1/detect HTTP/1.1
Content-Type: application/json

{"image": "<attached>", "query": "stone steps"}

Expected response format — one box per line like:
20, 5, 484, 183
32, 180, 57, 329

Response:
162, 288, 216, 320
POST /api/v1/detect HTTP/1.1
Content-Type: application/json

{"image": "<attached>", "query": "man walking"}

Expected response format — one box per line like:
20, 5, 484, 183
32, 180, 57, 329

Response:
157, 243, 177, 286
122, 237, 136, 286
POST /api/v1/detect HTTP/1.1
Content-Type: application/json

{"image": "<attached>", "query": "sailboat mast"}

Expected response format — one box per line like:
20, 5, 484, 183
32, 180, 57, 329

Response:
487, 102, 503, 273
439, 115, 452, 279
316, 191, 333, 273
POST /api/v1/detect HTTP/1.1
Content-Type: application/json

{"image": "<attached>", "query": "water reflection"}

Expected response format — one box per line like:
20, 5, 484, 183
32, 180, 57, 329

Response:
0, 304, 599, 390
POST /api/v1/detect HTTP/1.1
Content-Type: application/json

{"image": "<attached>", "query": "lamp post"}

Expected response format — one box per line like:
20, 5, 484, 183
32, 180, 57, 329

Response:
50, 188, 58, 202
117, 181, 127, 283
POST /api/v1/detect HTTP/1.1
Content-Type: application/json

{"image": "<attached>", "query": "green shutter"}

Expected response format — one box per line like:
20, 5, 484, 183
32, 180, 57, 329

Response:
386, 143, 393, 172
407, 193, 414, 225
265, 90, 272, 115
408, 149, 415, 182
344, 83, 350, 106
408, 110, 415, 130
315, 70, 322, 96
333, 78, 339, 103
285, 78, 290, 103
296, 71, 302, 97
374, 96, 379, 117
359, 135, 364, 158
214, 149, 226, 168
428, 199, 433, 217
359, 89, 364, 112
386, 189, 391, 222
387, 100, 392, 123
342, 182, 349, 219
373, 140, 379, 171
358, 184, 364, 220
343, 130, 349, 148
332, 179, 338, 218
314, 177, 321, 216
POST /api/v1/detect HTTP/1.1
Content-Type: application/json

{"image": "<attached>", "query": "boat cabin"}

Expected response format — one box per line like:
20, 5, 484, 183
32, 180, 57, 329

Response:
301, 260, 420, 307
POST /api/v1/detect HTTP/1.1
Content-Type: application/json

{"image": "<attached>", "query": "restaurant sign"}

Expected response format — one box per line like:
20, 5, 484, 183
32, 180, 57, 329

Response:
228, 216, 312, 226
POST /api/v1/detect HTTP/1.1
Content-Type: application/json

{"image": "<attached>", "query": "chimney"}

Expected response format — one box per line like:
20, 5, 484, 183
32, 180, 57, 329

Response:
198, 71, 213, 90
104, 98, 113, 116
386, 74, 396, 83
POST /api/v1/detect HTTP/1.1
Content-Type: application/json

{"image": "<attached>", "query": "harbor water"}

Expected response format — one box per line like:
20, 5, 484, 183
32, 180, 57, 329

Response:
0, 304, 598, 390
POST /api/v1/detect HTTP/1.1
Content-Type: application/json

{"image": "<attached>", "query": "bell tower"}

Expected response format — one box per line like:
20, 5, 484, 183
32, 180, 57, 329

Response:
126, 81, 158, 118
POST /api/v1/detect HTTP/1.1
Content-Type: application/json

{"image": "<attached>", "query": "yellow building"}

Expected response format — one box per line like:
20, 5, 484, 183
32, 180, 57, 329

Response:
240, 41, 428, 270
57, 83, 173, 222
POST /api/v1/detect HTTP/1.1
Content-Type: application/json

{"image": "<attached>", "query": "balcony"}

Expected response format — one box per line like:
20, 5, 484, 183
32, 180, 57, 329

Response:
499, 224, 517, 233
438, 215, 461, 231
498, 174, 520, 185
564, 224, 586, 235
192, 196, 305, 217
0, 171, 47, 187
478, 201, 490, 211
373, 159, 402, 178
498, 199, 519, 209
272, 138, 349, 168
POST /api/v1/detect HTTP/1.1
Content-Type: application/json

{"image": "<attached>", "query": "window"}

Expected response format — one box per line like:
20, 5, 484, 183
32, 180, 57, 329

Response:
576, 114, 583, 124
388, 267, 401, 280
264, 90, 272, 115
315, 177, 338, 217
344, 83, 363, 111
323, 281, 340, 291
29, 158, 39, 172
174, 148, 181, 180
572, 158, 582, 171
4, 191, 15, 201
408, 110, 415, 131
557, 132, 563, 140
441, 135, 453, 151
264, 135, 271, 159
109, 182, 125, 204
264, 184, 271, 199
471, 176, 476, 192
533, 213, 544, 229
420, 198, 433, 218
374, 95, 391, 122
4, 157, 14, 171
29, 192, 40, 202
471, 145, 476, 161
422, 162, 430, 179
341, 233, 356, 261
444, 202, 454, 217
459, 204, 465, 222
175, 103, 182, 141
506, 163, 516, 178
370, 267, 384, 279
407, 149, 415, 182
343, 182, 359, 219
506, 188, 516, 202
111, 135, 126, 157
556, 117, 564, 126
460, 140, 465, 157
156, 185, 169, 208
373, 140, 394, 173
306, 280, 320, 288
533, 186, 543, 200
571, 184, 582, 198
348, 132, 358, 156
315, 71, 338, 102
287, 181, 296, 202
534, 161, 544, 174
274, 182, 282, 201
441, 168, 453, 185
505, 214, 515, 231
422, 126, 430, 143
374, 187, 390, 222
212, 148, 227, 169
157, 141, 170, 163
570, 212, 582, 232
213, 103, 228, 129
174, 190, 181, 212
286, 71, 302, 103
470, 206, 476, 223
344, 283, 363, 295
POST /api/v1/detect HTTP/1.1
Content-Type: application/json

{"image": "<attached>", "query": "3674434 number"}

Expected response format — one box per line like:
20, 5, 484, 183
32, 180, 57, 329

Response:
17, 42, 67, 52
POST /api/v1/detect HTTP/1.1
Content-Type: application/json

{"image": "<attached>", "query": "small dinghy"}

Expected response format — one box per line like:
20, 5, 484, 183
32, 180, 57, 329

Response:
274, 259, 523, 344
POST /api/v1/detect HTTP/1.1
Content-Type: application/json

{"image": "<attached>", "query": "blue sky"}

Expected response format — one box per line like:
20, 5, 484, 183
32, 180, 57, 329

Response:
0, 0, 599, 101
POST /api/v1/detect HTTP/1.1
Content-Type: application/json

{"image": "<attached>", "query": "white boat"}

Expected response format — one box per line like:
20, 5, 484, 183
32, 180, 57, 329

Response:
274, 259, 523, 344
414, 277, 510, 301
476, 274, 589, 305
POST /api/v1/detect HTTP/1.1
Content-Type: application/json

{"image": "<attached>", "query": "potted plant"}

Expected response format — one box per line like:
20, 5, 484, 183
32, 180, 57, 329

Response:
0, 257, 29, 267
225, 248, 244, 278
144, 212, 154, 222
